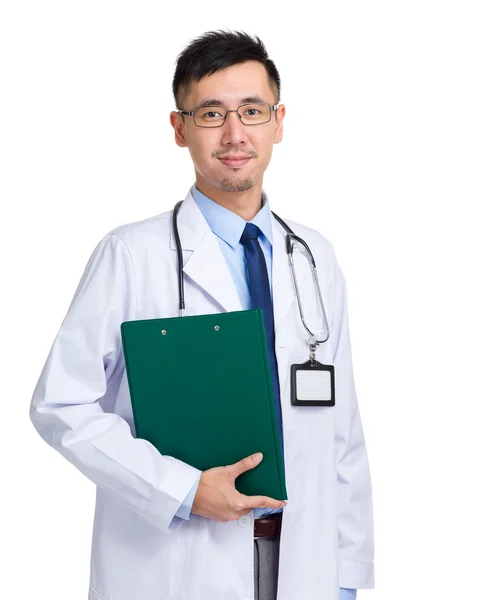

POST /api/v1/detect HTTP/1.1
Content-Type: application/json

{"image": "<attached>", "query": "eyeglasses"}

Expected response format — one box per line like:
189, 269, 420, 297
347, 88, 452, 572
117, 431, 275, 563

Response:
177, 102, 278, 128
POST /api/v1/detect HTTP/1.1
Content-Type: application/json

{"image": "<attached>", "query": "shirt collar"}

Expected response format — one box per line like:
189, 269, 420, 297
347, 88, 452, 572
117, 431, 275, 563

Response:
191, 182, 273, 249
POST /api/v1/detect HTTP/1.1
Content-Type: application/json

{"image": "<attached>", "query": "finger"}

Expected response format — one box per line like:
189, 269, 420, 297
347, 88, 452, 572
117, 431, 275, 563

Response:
228, 452, 263, 479
239, 495, 287, 510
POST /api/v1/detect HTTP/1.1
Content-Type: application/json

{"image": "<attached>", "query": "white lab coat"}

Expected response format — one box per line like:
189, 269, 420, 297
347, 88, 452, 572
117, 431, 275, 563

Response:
30, 187, 375, 600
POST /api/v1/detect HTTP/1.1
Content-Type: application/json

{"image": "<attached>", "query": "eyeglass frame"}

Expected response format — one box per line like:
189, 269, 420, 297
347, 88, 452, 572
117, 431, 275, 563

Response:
176, 102, 279, 128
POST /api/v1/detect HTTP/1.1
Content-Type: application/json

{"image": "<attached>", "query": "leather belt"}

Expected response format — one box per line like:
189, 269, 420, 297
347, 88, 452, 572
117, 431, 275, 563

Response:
254, 513, 282, 538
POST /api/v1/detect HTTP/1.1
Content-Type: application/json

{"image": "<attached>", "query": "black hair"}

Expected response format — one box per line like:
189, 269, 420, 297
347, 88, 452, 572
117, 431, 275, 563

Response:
172, 29, 281, 111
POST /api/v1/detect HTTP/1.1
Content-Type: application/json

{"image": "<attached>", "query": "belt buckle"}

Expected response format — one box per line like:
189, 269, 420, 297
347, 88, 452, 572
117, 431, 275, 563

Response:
254, 513, 282, 538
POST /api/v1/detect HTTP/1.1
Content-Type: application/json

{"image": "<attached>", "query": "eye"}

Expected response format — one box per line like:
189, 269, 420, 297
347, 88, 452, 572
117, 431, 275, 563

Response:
245, 108, 262, 116
202, 110, 223, 119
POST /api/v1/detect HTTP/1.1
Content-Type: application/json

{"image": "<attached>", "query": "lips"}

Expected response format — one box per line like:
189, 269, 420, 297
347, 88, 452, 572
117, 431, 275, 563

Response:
219, 157, 251, 167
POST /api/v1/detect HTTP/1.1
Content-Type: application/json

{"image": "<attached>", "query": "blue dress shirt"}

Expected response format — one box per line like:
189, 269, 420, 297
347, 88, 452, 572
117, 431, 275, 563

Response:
174, 183, 357, 600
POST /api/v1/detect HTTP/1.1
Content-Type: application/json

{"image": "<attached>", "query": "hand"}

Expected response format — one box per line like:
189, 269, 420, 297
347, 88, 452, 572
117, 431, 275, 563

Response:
191, 452, 287, 522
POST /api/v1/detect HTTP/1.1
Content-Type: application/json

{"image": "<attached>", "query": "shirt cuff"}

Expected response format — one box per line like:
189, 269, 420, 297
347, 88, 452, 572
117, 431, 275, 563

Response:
175, 473, 201, 520
339, 588, 357, 600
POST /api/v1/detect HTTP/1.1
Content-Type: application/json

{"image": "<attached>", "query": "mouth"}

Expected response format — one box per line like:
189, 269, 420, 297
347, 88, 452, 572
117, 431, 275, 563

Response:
218, 157, 252, 168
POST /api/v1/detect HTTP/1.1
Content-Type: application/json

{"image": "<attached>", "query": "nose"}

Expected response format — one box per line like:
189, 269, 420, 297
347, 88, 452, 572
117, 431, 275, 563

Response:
220, 110, 249, 146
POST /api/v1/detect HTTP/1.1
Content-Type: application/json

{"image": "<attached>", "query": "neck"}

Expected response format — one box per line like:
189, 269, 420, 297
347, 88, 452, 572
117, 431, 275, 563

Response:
194, 177, 263, 221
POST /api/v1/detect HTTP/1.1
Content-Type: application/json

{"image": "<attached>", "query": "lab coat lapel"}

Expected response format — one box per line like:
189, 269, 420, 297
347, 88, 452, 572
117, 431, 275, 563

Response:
169, 189, 243, 313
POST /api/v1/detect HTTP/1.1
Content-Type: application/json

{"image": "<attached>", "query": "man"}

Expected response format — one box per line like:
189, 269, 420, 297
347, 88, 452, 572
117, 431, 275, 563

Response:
30, 29, 374, 600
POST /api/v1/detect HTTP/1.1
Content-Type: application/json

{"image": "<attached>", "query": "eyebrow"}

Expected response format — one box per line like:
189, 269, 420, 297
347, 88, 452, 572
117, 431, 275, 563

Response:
194, 95, 267, 110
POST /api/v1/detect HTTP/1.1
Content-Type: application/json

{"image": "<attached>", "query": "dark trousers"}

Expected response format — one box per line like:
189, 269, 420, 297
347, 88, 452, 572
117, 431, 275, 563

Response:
253, 535, 280, 600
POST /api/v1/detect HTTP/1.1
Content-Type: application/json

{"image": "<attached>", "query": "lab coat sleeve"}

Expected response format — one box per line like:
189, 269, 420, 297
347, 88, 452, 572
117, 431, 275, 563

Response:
331, 249, 375, 589
29, 233, 201, 535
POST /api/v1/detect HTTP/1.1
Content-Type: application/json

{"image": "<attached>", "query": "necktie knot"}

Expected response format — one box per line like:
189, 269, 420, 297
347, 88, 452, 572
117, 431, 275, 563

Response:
240, 222, 261, 245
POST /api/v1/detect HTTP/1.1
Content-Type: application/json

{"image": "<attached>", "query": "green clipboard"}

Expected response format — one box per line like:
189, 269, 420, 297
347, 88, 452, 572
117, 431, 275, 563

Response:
120, 309, 287, 501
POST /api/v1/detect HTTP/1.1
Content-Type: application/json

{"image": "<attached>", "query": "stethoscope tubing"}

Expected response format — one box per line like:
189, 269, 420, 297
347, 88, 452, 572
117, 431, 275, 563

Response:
172, 200, 330, 344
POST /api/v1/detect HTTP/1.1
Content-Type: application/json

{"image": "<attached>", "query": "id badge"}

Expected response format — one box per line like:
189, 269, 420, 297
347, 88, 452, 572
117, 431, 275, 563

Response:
290, 360, 335, 406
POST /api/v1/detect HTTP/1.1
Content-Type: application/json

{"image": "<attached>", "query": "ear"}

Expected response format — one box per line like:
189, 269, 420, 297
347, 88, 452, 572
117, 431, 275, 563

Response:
273, 104, 285, 144
169, 111, 188, 148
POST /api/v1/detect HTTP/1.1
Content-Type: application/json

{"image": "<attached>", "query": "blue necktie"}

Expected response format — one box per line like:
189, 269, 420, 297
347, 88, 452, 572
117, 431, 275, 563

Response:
240, 222, 284, 459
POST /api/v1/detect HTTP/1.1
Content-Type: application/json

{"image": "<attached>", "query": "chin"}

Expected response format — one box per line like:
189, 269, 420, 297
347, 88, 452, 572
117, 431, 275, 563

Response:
219, 176, 254, 193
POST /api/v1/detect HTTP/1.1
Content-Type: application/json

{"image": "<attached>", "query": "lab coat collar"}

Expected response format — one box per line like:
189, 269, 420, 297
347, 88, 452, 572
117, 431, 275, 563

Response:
169, 186, 309, 335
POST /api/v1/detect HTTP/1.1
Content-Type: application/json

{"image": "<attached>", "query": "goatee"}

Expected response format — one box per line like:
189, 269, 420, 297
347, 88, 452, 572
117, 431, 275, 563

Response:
220, 177, 253, 192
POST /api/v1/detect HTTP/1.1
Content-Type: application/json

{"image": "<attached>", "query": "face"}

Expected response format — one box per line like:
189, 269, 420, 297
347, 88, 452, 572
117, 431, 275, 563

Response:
170, 60, 285, 194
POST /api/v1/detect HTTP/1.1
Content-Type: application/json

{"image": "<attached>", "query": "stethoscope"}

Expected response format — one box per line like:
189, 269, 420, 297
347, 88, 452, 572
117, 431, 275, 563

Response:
172, 199, 331, 361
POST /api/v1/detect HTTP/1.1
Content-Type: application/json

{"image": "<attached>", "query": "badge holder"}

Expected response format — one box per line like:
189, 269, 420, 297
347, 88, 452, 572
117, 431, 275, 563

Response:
290, 340, 335, 406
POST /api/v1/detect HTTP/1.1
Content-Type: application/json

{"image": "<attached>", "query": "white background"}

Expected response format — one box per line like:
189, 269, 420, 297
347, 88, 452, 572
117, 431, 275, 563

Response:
2, 1, 486, 599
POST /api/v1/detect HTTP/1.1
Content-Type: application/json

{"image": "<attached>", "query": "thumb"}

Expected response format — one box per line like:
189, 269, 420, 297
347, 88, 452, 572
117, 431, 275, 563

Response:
229, 452, 263, 479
